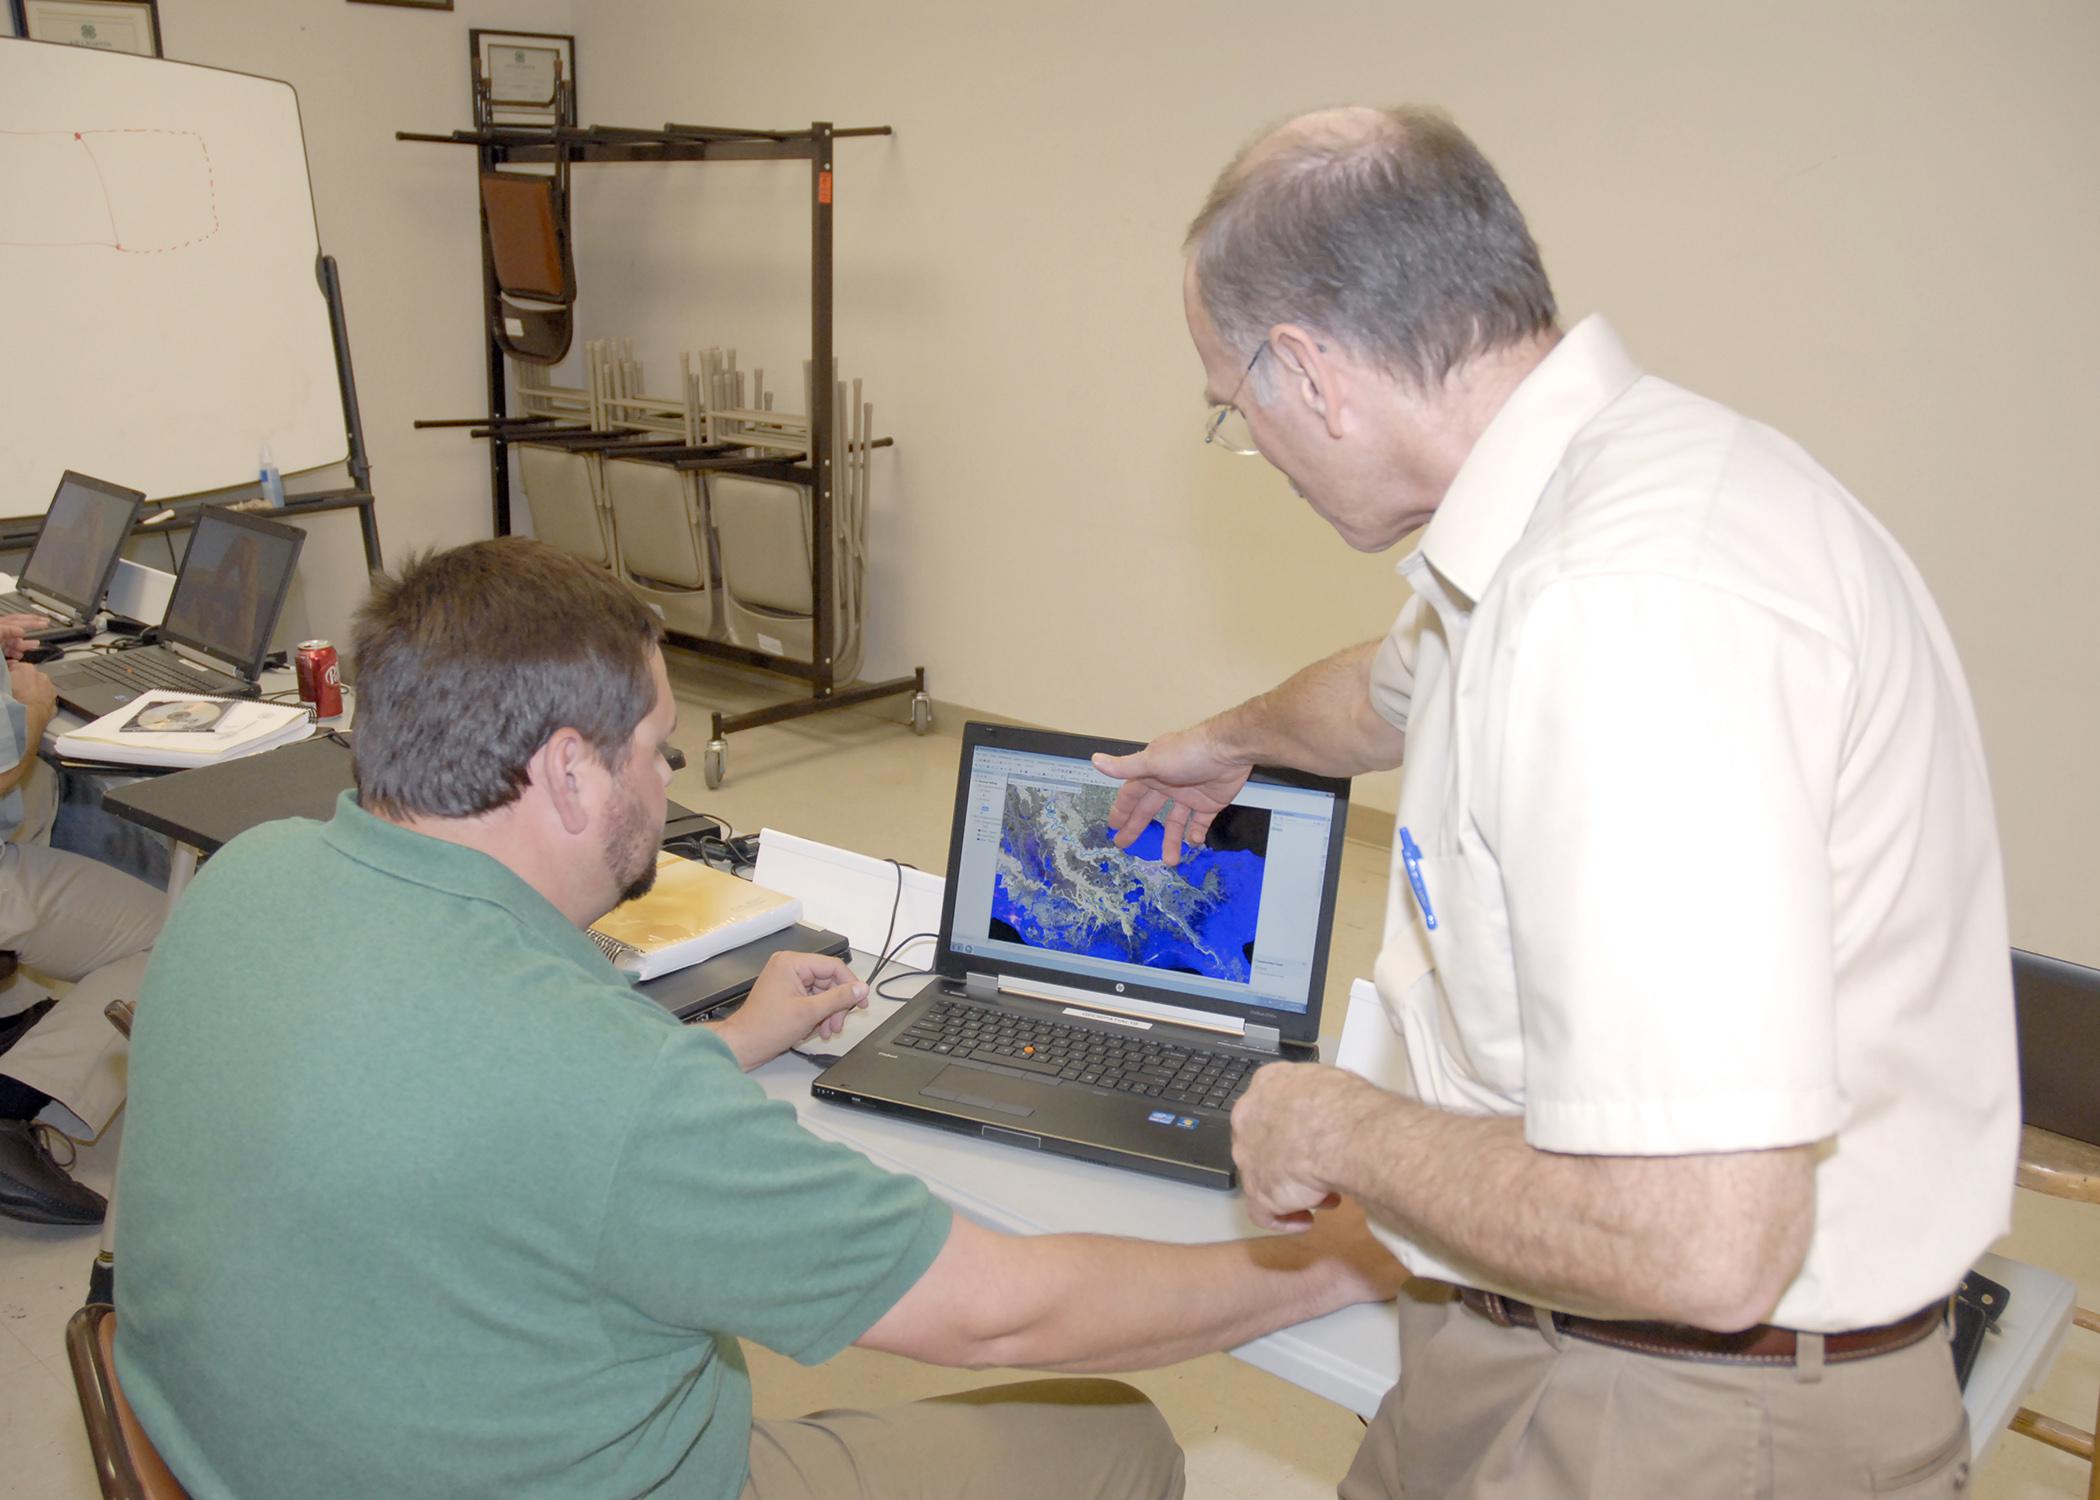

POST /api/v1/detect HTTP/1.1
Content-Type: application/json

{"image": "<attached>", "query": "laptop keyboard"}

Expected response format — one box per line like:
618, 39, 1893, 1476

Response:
61, 649, 251, 697
0, 592, 58, 619
893, 997, 1262, 1112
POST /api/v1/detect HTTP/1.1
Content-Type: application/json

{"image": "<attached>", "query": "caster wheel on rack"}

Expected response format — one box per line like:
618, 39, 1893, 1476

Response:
910, 691, 933, 736
703, 739, 727, 790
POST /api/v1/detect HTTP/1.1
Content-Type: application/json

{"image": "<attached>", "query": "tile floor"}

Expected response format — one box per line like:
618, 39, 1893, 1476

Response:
3, 656, 2095, 1497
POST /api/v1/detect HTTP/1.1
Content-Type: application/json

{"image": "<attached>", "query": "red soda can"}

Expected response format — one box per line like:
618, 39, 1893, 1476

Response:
296, 640, 343, 719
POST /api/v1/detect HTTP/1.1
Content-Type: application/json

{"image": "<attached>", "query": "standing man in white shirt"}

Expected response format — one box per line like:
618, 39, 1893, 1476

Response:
1096, 104, 2016, 1497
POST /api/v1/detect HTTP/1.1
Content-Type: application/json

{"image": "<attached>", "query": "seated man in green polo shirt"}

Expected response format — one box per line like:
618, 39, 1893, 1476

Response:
113, 536, 1401, 1500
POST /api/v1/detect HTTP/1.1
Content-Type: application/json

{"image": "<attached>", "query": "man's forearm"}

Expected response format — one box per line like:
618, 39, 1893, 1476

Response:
1206, 641, 1404, 778
860, 1211, 1396, 1372
979, 1230, 1371, 1372
1266, 1071, 1814, 1330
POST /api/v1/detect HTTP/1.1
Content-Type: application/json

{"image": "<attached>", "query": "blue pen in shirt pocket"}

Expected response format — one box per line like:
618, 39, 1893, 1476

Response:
1398, 826, 1437, 930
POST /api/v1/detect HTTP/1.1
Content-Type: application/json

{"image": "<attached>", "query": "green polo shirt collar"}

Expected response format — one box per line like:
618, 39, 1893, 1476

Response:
318, 789, 609, 975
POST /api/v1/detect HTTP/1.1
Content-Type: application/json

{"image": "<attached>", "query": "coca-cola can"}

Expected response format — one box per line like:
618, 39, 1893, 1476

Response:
296, 640, 343, 719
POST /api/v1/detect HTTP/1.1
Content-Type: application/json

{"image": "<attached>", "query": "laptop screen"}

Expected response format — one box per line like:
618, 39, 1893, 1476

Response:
939, 724, 1348, 1032
159, 506, 305, 676
22, 472, 144, 615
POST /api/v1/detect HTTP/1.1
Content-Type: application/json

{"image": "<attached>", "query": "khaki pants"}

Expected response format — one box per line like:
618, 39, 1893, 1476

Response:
743, 1377, 1185, 1499
0, 839, 163, 1134
1342, 1285, 1969, 1499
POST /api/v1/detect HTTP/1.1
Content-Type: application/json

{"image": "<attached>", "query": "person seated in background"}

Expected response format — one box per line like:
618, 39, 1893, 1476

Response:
115, 537, 1403, 1500
0, 614, 163, 1226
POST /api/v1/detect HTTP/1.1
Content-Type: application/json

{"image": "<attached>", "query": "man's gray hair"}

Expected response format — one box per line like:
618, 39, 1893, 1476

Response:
1187, 106, 1557, 390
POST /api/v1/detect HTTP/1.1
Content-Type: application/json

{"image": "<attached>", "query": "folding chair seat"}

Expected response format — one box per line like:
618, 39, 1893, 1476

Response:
710, 473, 863, 682
516, 444, 613, 571
601, 456, 721, 641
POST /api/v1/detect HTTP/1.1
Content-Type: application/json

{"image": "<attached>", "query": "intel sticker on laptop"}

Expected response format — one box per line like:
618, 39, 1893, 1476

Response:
1147, 1110, 1201, 1130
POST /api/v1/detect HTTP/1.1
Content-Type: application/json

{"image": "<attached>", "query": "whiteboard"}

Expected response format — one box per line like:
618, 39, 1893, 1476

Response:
0, 40, 346, 510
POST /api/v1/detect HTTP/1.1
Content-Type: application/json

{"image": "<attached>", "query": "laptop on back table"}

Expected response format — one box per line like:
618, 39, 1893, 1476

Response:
47, 505, 305, 720
813, 721, 1350, 1189
0, 472, 146, 640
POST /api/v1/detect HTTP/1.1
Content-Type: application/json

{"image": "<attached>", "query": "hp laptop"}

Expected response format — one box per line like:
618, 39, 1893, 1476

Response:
0, 472, 146, 641
48, 505, 305, 720
814, 721, 1350, 1189
2014, 947, 2100, 1148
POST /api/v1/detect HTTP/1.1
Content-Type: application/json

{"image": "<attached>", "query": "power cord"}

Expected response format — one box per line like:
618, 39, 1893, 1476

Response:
874, 949, 937, 1001
660, 812, 756, 874
863, 858, 919, 985
784, 858, 935, 1061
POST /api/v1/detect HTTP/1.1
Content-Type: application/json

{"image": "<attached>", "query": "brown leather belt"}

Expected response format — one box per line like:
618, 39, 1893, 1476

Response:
1456, 1288, 1946, 1367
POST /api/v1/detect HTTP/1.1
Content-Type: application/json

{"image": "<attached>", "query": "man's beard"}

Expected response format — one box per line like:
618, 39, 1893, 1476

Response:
606, 781, 659, 907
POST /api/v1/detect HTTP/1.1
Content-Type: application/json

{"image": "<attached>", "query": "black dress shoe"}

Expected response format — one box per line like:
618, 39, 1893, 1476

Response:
0, 996, 56, 1056
0, 1119, 106, 1227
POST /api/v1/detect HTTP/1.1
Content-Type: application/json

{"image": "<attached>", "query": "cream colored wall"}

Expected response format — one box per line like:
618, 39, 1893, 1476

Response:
564, 1, 2097, 963
14, 4, 2091, 963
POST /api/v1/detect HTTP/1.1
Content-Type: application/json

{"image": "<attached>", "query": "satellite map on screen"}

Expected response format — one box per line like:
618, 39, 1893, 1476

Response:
991, 782, 1269, 982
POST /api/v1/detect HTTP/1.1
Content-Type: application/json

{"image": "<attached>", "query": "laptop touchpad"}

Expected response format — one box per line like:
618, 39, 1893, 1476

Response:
921, 1065, 1039, 1118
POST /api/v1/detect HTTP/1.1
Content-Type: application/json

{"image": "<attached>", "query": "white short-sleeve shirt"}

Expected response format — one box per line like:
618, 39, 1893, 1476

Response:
1364, 317, 2018, 1330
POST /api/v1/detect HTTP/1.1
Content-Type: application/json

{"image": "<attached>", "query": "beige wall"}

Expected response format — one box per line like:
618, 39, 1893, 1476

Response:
564, 1, 2098, 963
13, 4, 2094, 963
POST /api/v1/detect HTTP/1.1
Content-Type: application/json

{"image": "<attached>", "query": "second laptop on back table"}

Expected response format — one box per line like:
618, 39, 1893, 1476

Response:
47, 505, 306, 720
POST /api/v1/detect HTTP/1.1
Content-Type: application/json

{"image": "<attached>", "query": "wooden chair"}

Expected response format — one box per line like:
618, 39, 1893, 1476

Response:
64, 1304, 191, 1500
2009, 1125, 2100, 1498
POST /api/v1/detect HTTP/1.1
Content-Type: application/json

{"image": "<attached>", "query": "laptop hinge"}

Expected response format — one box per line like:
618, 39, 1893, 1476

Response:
169, 640, 246, 679
964, 971, 1000, 1001
1242, 1023, 1281, 1055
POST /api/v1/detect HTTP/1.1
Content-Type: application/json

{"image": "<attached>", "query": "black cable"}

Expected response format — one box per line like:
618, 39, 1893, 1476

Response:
862, 858, 923, 986
876, 965, 935, 1001
660, 831, 750, 874
659, 811, 755, 874
784, 932, 935, 1064
755, 855, 932, 1064
872, 930, 936, 982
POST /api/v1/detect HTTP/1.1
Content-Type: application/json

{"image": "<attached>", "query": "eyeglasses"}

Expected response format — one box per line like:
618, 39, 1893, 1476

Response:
1203, 342, 1267, 457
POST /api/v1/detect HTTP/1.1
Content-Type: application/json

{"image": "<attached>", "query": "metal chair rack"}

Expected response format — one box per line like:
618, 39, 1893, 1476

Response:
400, 113, 928, 785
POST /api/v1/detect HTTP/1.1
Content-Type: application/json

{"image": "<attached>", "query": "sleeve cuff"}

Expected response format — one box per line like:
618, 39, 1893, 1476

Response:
1526, 1087, 1843, 1157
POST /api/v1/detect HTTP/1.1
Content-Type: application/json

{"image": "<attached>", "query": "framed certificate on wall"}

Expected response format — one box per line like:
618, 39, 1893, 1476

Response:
12, 0, 162, 57
471, 29, 576, 129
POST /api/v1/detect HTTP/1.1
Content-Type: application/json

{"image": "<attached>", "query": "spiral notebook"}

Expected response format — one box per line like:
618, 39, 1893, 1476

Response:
588, 853, 803, 981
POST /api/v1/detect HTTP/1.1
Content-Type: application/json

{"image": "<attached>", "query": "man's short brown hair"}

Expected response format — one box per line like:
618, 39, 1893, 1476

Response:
350, 537, 663, 820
